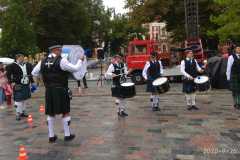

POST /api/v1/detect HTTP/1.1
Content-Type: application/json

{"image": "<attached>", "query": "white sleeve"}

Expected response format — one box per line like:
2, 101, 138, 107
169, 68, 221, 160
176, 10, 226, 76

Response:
195, 60, 203, 72
226, 56, 234, 81
142, 61, 150, 80
60, 58, 82, 73
124, 64, 128, 75
180, 60, 192, 78
159, 60, 164, 75
31, 61, 41, 77
105, 64, 114, 78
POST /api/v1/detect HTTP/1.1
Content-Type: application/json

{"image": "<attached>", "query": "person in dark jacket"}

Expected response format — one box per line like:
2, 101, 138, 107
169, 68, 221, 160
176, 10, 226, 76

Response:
6, 53, 34, 121
180, 49, 203, 110
226, 46, 240, 109
32, 45, 83, 143
105, 54, 129, 117
142, 52, 163, 111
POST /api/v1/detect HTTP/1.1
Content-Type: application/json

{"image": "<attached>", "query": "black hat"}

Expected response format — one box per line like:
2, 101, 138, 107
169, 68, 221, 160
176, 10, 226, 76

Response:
150, 51, 158, 57
184, 48, 193, 53
48, 45, 62, 50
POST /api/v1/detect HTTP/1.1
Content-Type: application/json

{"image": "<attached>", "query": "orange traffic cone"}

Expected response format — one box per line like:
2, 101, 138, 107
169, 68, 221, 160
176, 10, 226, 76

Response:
39, 104, 45, 113
17, 145, 28, 160
27, 115, 33, 123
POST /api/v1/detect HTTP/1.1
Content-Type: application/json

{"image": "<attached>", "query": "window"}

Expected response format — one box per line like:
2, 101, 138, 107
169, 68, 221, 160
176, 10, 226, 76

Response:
162, 44, 167, 52
133, 45, 147, 55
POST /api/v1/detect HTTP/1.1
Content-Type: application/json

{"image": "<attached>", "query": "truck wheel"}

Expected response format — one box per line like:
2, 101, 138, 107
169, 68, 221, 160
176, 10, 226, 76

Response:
132, 72, 144, 85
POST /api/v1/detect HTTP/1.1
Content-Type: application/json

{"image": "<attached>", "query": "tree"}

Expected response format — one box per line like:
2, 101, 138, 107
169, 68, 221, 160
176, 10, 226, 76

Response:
209, 0, 240, 42
34, 0, 91, 50
0, 0, 38, 56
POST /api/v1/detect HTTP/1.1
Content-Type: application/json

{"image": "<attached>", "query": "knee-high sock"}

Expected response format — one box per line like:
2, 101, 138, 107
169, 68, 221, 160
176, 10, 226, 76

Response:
15, 101, 23, 114
150, 95, 154, 108
155, 95, 160, 107
185, 94, 192, 106
62, 116, 71, 137
115, 98, 120, 112
47, 116, 55, 138
153, 95, 159, 107
191, 93, 196, 106
119, 98, 126, 112
22, 100, 26, 112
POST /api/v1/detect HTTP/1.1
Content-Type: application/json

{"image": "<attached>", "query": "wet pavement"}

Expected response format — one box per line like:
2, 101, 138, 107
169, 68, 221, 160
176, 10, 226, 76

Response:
0, 81, 240, 160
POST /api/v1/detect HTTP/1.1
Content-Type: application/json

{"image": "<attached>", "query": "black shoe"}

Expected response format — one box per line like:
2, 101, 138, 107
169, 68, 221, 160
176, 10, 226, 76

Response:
16, 114, 21, 121
49, 135, 58, 143
187, 106, 193, 111
20, 112, 28, 117
118, 111, 128, 117
84, 86, 88, 89
64, 134, 75, 142
192, 105, 199, 110
152, 107, 160, 111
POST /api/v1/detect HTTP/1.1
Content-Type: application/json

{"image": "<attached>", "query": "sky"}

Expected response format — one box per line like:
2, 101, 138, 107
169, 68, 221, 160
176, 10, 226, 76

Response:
103, 0, 126, 14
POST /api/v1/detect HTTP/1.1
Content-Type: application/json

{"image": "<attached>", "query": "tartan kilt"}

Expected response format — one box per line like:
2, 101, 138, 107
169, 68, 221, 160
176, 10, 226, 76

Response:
146, 79, 157, 93
182, 80, 196, 94
13, 84, 31, 102
230, 75, 240, 93
45, 87, 70, 116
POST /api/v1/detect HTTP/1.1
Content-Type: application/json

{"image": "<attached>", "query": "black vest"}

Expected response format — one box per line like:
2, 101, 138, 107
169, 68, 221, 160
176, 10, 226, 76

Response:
112, 63, 125, 85
40, 56, 69, 88
147, 61, 161, 79
231, 54, 240, 77
184, 59, 198, 78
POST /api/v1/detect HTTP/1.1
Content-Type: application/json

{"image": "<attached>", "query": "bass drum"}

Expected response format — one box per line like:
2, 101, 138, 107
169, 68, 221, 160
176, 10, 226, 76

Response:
194, 76, 210, 92
152, 77, 170, 94
111, 82, 136, 98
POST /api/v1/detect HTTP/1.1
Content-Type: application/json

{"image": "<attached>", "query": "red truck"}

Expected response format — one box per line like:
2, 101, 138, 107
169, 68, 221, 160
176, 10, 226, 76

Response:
126, 39, 170, 84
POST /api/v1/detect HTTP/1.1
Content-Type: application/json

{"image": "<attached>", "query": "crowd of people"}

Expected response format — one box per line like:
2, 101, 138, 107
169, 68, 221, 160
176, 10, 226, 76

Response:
0, 43, 239, 144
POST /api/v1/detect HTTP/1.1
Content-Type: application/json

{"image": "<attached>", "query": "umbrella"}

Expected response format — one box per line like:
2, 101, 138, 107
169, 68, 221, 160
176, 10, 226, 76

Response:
0, 57, 14, 64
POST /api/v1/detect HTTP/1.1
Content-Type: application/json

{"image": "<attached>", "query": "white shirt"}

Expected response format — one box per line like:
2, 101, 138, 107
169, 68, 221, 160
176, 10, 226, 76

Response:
180, 58, 202, 79
142, 61, 163, 80
105, 63, 128, 79
31, 54, 82, 77
226, 54, 240, 80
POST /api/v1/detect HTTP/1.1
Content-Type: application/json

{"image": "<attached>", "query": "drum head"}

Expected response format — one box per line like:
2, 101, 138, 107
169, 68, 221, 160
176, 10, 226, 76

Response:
152, 77, 168, 86
194, 76, 209, 84
121, 82, 135, 87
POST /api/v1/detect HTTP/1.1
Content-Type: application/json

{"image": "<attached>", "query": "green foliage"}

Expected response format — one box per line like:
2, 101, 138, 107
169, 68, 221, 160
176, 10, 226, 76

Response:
209, 0, 240, 42
0, 0, 38, 56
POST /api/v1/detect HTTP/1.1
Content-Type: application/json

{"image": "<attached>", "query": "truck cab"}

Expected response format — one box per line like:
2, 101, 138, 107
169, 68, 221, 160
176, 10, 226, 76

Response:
126, 39, 170, 84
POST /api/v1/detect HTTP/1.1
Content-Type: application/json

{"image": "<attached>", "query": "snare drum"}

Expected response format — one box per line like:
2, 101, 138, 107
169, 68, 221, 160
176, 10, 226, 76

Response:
111, 82, 136, 98
194, 76, 210, 92
152, 77, 170, 94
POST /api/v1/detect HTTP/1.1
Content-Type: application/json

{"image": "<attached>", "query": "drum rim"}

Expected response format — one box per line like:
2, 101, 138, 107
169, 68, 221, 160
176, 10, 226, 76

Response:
152, 77, 168, 86
194, 76, 209, 84
121, 82, 135, 87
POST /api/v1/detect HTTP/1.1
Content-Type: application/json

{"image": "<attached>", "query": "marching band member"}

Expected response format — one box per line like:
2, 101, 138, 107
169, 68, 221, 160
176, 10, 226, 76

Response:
142, 51, 163, 111
105, 54, 129, 117
6, 53, 34, 121
32, 45, 83, 143
180, 49, 203, 110
226, 46, 240, 109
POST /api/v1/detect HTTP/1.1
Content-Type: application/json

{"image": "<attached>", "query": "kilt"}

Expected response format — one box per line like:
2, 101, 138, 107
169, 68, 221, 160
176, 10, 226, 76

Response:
45, 87, 70, 116
232, 92, 240, 105
146, 76, 160, 93
146, 79, 157, 93
13, 84, 31, 102
182, 79, 196, 94
230, 75, 240, 93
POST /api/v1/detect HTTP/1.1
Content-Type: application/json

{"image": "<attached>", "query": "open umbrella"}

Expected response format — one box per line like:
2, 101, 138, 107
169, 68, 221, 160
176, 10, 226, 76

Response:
0, 57, 14, 64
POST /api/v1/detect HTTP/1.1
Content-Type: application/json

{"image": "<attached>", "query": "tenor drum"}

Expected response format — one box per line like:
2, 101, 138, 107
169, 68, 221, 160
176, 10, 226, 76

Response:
111, 82, 136, 98
194, 76, 210, 92
152, 77, 170, 94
